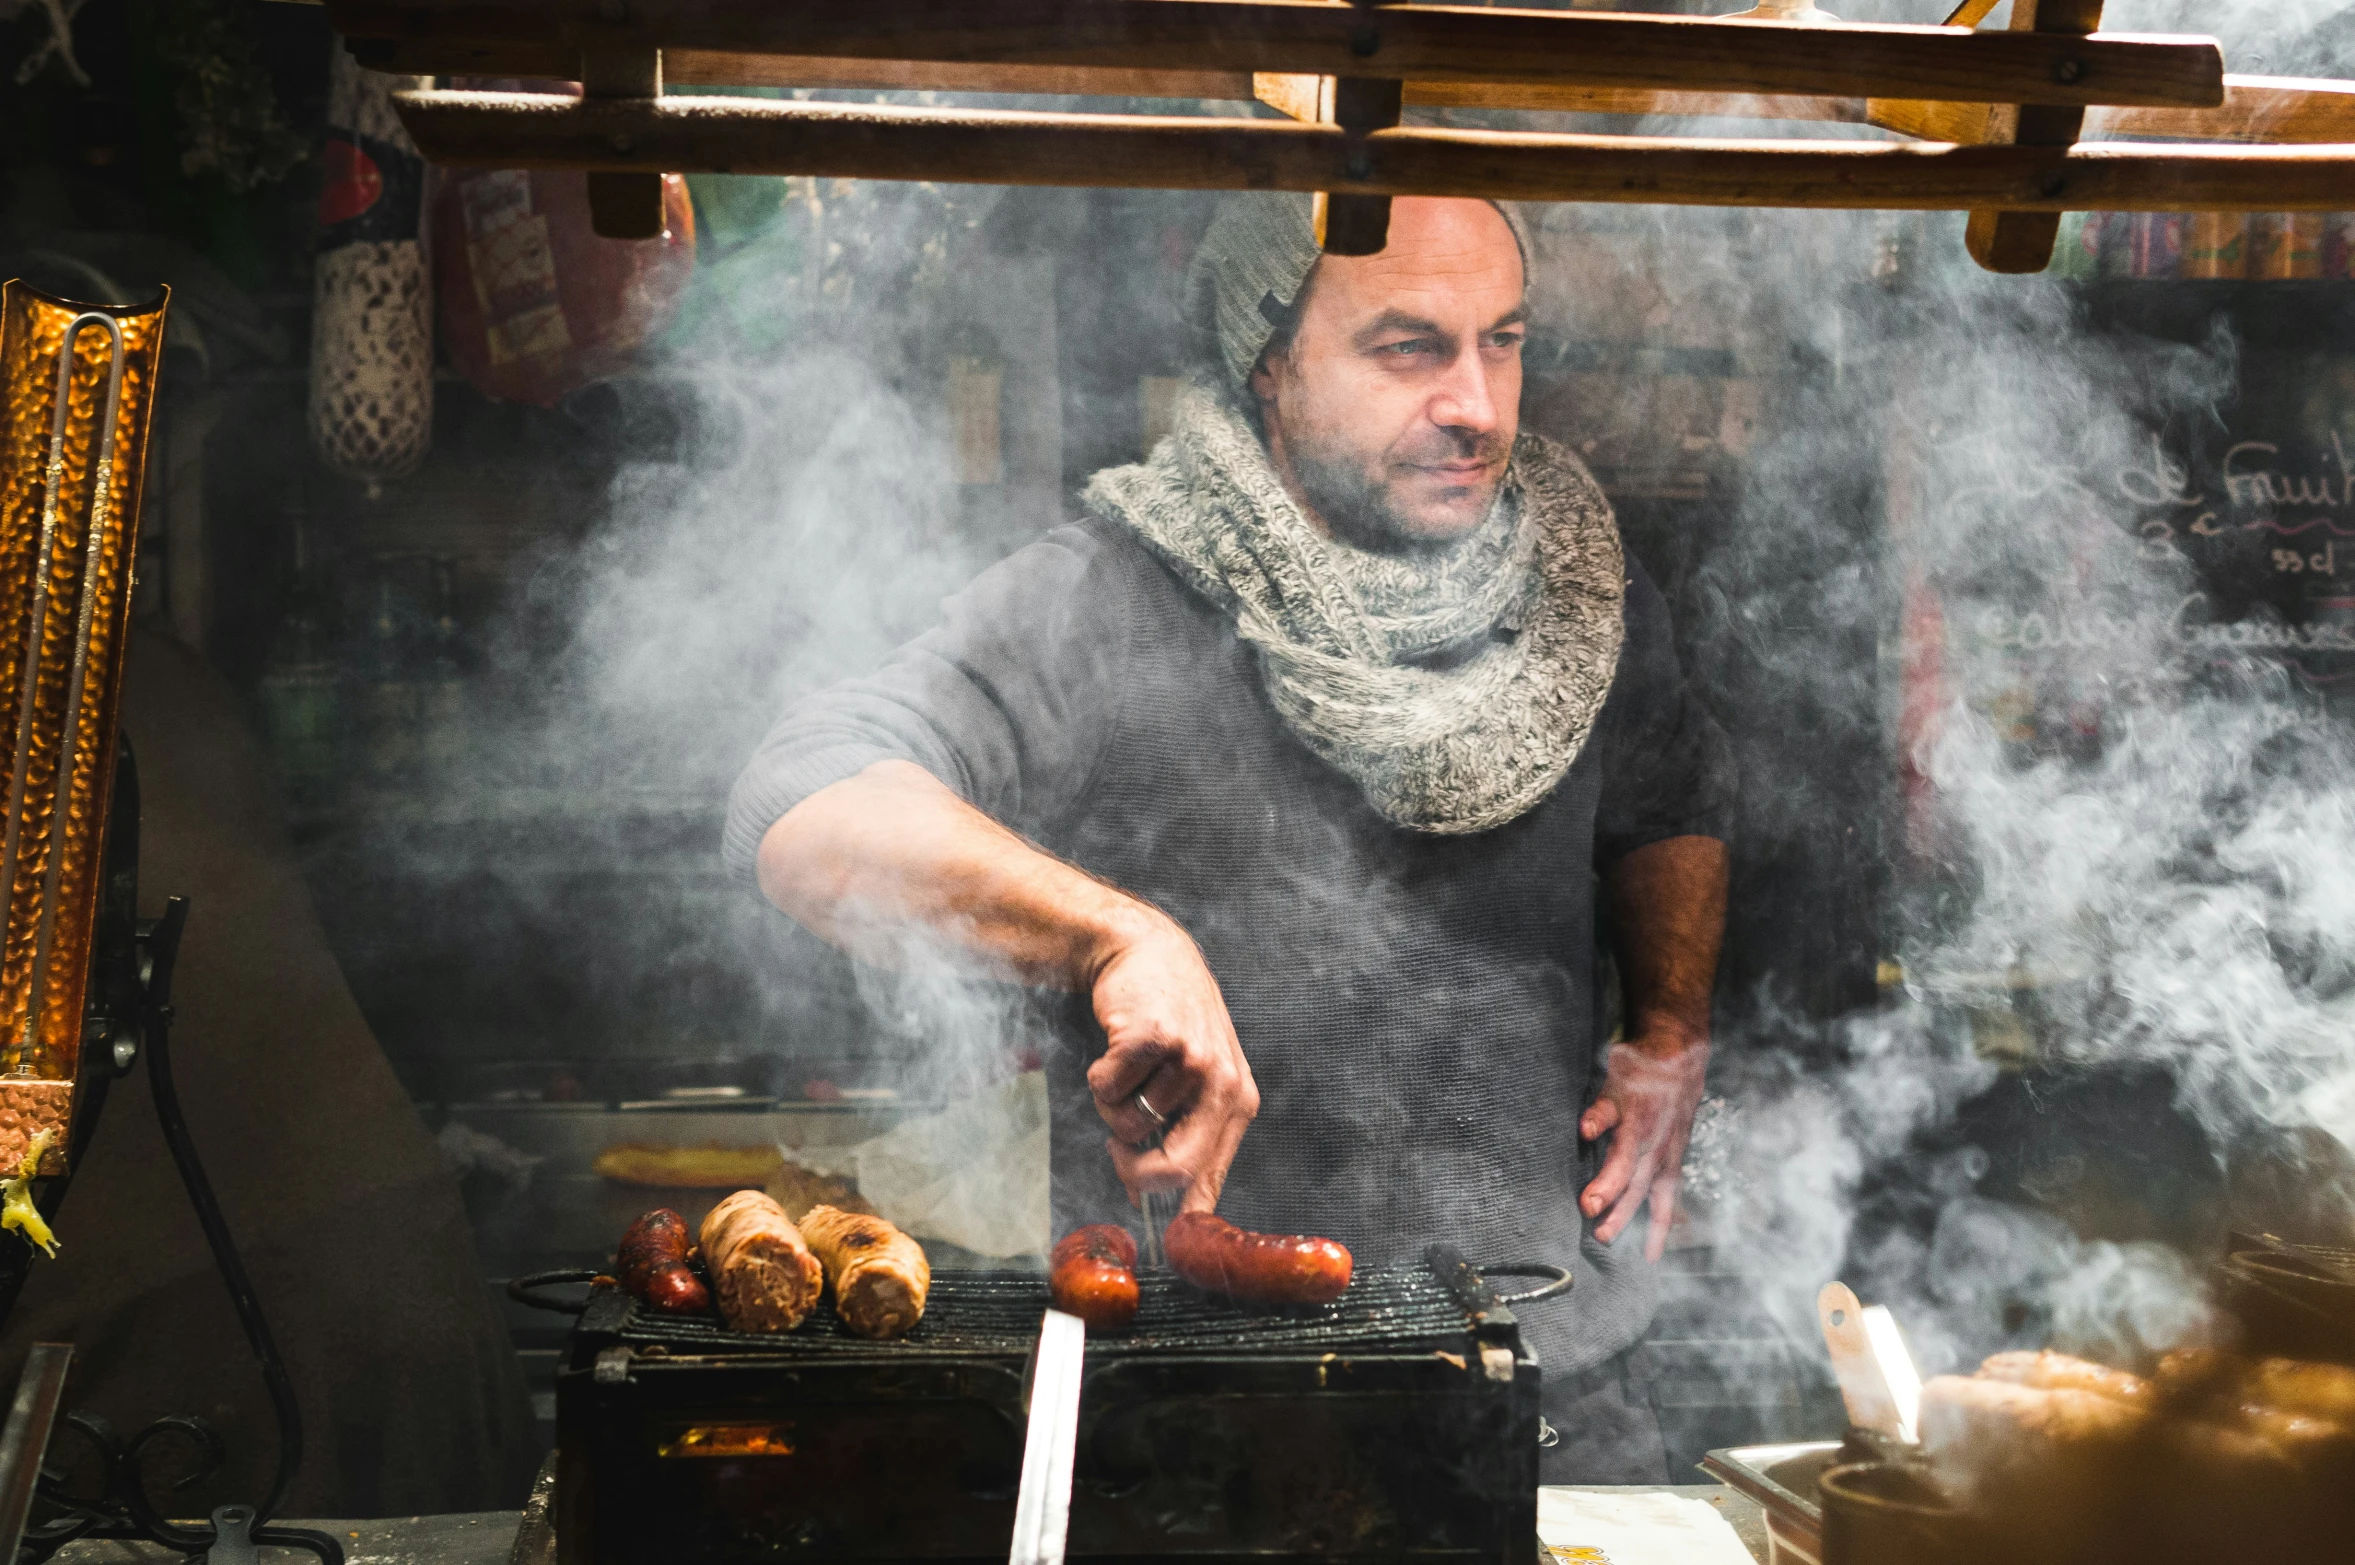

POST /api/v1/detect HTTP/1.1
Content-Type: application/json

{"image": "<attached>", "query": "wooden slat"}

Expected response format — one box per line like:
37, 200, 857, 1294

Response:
1407, 72, 2355, 141
389, 89, 2355, 211
2102, 74, 2355, 143
1256, 73, 1332, 123
671, 51, 1255, 101
325, 0, 2226, 107
1406, 81, 1865, 122
350, 36, 2353, 150
1869, 97, 1999, 142
362, 43, 2355, 150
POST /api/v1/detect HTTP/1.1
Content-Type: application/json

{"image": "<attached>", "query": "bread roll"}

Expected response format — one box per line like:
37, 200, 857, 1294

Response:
2153, 1347, 2243, 1406
1923, 1374, 2148, 1452
699, 1189, 823, 1332
1979, 1350, 2153, 1408
2249, 1358, 2355, 1426
801, 1204, 930, 1340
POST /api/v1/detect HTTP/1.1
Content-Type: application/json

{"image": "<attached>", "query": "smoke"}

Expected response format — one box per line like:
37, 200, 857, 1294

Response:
1642, 207, 2355, 1383
474, 2, 2355, 1379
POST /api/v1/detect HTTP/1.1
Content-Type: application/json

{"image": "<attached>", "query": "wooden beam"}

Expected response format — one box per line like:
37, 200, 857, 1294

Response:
2102, 74, 2355, 143
366, 45, 2353, 149
390, 89, 2355, 212
326, 0, 2226, 108
346, 34, 2350, 151
1404, 81, 1865, 123
1877, 75, 2355, 146
1967, 0, 2104, 274
672, 51, 1256, 101
1404, 71, 2355, 141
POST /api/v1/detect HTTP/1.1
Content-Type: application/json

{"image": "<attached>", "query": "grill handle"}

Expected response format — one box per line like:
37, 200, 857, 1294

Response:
507, 1268, 605, 1316
1482, 1263, 1574, 1307
1424, 1245, 1574, 1344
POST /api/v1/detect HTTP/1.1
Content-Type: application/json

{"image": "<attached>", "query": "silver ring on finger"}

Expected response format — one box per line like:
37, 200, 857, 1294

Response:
1132, 1091, 1167, 1131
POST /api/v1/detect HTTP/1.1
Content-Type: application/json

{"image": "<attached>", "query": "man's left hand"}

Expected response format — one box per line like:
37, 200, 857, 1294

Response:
1578, 1030, 1709, 1263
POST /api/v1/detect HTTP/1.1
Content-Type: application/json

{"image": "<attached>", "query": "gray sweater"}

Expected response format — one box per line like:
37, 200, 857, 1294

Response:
725, 517, 1733, 1376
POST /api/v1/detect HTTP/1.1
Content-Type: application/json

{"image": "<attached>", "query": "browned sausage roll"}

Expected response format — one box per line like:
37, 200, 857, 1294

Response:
699, 1189, 824, 1332
801, 1204, 931, 1339
2249, 1358, 2355, 1426
1921, 1375, 2148, 1484
1978, 1350, 2152, 1408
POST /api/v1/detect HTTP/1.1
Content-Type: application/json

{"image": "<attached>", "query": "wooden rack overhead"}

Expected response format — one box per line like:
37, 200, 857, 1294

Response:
323, 0, 2355, 274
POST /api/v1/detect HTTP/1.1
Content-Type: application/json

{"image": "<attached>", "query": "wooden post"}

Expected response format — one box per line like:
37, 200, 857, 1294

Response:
582, 46, 665, 239
1965, 0, 2103, 274
1317, 3, 1405, 256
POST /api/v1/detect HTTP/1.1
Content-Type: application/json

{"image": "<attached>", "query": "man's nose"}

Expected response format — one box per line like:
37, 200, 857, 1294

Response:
1427, 346, 1500, 436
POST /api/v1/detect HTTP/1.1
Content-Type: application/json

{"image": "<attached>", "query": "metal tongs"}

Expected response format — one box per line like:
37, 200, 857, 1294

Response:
1010, 1309, 1087, 1565
1131, 1089, 1178, 1269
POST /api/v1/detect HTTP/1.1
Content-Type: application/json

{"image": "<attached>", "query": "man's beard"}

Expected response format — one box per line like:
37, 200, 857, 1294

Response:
1286, 429, 1506, 555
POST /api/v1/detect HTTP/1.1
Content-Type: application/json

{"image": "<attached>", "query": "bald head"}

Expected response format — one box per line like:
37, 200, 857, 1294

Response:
1250, 198, 1527, 550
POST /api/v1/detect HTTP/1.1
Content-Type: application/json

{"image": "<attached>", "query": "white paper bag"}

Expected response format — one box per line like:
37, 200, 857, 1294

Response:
1535, 1488, 1756, 1565
789, 1071, 1049, 1260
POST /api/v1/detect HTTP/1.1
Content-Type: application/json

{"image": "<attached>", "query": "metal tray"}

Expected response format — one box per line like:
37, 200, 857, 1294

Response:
1699, 1442, 1841, 1565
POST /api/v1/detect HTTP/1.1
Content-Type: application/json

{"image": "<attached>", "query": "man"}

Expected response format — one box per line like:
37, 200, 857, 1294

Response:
725, 194, 1732, 1481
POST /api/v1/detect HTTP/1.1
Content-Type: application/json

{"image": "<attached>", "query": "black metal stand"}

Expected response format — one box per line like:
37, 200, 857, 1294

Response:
16, 896, 342, 1565
0, 745, 343, 1564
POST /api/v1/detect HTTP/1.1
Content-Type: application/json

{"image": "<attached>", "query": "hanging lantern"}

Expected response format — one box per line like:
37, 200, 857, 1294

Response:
308, 44, 434, 494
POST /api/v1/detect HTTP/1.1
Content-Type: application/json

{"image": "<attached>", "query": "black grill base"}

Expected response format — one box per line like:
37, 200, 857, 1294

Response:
555, 1261, 1541, 1564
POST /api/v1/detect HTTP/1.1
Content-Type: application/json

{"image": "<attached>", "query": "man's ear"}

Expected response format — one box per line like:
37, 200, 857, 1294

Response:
1248, 356, 1279, 409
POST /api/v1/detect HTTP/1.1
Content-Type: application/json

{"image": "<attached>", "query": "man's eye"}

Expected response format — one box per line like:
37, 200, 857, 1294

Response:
1488, 332, 1525, 351
1378, 340, 1433, 357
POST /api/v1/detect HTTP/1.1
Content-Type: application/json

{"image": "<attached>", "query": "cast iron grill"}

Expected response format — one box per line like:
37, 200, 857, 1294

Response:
541, 1248, 1562, 1565
605, 1265, 1494, 1359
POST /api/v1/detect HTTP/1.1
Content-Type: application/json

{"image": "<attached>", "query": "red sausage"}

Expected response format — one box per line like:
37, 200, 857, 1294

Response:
1050, 1224, 1139, 1332
617, 1208, 713, 1315
1163, 1212, 1353, 1306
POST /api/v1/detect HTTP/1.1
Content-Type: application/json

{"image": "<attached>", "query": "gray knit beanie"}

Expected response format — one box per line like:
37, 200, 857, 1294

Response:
1186, 193, 1533, 393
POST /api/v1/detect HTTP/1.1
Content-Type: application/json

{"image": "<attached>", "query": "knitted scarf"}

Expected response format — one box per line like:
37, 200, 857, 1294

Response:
1084, 384, 1625, 835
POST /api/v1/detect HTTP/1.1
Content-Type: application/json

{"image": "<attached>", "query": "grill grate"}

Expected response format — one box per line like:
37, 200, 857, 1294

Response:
615, 1264, 1478, 1359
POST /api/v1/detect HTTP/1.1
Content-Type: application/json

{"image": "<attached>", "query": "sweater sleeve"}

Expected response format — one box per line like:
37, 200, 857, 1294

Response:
721, 524, 1134, 883
1590, 557, 1736, 865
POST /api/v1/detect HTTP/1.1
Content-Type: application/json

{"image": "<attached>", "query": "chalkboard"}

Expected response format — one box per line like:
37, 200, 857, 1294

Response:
2128, 367, 2355, 694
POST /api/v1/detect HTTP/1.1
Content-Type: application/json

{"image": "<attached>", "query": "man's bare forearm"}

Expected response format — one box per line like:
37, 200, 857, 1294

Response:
759, 759, 1261, 1210
756, 759, 1160, 988
1603, 835, 1729, 1049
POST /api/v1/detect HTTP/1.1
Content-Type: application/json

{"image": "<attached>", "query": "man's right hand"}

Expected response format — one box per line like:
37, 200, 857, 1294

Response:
1083, 912, 1260, 1214
761, 762, 1259, 1213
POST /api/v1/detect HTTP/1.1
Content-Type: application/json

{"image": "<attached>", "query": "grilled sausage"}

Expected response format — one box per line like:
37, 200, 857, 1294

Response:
699, 1189, 824, 1332
801, 1204, 931, 1339
616, 1208, 711, 1315
1163, 1212, 1352, 1306
1978, 1350, 2153, 1408
1050, 1225, 1139, 1332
